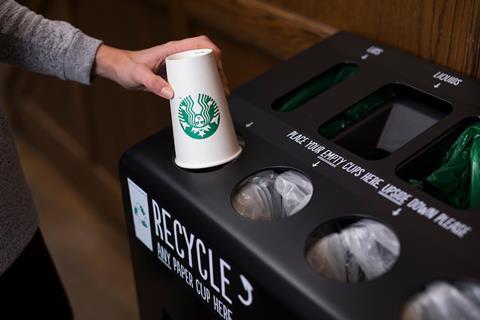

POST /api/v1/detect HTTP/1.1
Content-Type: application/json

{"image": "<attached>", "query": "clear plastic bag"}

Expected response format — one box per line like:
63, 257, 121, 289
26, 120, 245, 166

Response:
232, 170, 313, 221
402, 281, 480, 320
274, 170, 314, 217
306, 219, 400, 283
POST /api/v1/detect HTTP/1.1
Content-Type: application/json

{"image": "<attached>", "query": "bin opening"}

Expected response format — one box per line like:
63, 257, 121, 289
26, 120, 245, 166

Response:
231, 168, 313, 221
318, 84, 452, 160
272, 63, 358, 112
401, 280, 480, 320
305, 217, 400, 283
397, 119, 480, 210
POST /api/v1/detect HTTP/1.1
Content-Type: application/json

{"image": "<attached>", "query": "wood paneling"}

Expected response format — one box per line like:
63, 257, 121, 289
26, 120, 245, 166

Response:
16, 138, 139, 320
260, 0, 480, 78
183, 0, 336, 59
191, 22, 280, 89
4, 0, 479, 227
74, 0, 173, 177
6, 0, 177, 226
13, 96, 122, 224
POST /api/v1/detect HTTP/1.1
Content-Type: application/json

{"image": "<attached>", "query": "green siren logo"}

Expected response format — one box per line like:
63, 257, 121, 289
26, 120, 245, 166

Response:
178, 93, 220, 139
133, 202, 148, 228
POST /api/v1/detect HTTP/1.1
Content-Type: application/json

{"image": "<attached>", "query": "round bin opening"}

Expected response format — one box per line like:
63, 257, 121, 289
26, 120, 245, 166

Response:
305, 217, 400, 283
231, 168, 313, 221
401, 280, 480, 320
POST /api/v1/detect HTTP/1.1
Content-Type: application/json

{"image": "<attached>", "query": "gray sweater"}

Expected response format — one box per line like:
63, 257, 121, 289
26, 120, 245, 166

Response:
0, 0, 102, 274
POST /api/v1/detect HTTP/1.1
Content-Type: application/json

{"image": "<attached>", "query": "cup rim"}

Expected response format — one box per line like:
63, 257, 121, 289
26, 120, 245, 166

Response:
175, 145, 242, 169
166, 48, 213, 61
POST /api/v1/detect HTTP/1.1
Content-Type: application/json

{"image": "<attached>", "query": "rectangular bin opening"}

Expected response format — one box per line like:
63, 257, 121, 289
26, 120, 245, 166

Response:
272, 63, 358, 112
397, 118, 480, 210
318, 83, 452, 160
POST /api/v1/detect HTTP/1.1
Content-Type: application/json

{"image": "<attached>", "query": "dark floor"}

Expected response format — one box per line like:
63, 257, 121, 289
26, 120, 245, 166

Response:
16, 136, 140, 320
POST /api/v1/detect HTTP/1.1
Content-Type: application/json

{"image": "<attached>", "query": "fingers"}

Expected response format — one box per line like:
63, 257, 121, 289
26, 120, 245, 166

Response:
218, 67, 230, 97
167, 35, 222, 62
132, 64, 174, 99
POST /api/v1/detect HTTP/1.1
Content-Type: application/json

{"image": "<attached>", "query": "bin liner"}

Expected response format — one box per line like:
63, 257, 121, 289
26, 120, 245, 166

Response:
402, 281, 480, 320
274, 171, 314, 217
232, 170, 313, 221
306, 219, 399, 283
411, 123, 480, 209
318, 88, 394, 139
275, 64, 358, 112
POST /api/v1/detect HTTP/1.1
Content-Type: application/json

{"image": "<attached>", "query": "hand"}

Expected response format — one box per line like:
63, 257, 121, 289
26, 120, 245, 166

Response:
94, 35, 229, 99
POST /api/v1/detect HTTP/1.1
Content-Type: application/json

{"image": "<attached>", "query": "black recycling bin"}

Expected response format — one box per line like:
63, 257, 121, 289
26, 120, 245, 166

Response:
119, 32, 480, 320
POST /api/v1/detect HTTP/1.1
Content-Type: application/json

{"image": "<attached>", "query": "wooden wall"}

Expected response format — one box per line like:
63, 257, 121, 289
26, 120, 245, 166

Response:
4, 0, 479, 227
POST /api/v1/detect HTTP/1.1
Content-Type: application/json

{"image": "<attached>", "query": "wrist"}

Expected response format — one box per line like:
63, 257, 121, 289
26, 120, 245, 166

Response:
94, 44, 130, 81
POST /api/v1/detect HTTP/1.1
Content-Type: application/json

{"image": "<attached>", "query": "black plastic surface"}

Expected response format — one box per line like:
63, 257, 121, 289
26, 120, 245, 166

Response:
119, 32, 480, 320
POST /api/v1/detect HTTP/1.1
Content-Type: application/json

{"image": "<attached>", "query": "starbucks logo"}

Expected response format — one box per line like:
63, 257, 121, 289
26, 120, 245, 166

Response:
134, 202, 148, 228
178, 94, 220, 139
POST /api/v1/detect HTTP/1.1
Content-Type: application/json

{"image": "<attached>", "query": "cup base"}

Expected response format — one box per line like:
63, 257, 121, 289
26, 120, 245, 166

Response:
175, 146, 242, 170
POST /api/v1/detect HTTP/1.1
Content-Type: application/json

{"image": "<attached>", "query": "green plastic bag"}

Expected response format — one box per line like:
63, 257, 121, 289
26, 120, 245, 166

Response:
412, 123, 480, 210
274, 64, 358, 112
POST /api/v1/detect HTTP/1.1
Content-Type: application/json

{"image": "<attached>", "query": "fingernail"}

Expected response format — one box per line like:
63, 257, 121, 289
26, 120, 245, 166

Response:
160, 86, 174, 99
218, 60, 223, 70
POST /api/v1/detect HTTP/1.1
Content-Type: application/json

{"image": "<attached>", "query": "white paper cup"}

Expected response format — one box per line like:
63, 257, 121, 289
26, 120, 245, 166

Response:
166, 49, 242, 169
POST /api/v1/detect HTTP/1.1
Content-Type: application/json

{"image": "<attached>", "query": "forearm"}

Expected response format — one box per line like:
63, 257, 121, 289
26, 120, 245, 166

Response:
0, 0, 102, 84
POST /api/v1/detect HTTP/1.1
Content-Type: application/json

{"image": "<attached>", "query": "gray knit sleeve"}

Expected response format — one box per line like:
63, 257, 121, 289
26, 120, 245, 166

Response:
0, 0, 102, 85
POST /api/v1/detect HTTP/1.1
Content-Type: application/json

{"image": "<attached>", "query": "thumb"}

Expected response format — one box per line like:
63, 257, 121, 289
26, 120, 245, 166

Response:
134, 64, 174, 99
